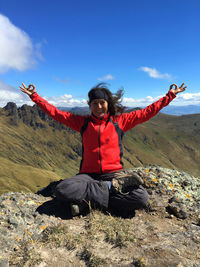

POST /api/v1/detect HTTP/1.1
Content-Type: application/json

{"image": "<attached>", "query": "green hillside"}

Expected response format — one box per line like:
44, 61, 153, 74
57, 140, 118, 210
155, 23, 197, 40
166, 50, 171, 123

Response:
0, 104, 199, 195
123, 113, 200, 174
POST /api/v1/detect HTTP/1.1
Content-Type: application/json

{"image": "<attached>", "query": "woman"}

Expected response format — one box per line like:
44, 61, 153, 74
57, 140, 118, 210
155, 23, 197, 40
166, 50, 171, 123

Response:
20, 82, 186, 216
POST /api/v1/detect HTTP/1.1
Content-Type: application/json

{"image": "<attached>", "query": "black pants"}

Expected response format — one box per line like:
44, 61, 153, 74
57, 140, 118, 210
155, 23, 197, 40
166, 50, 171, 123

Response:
55, 174, 149, 211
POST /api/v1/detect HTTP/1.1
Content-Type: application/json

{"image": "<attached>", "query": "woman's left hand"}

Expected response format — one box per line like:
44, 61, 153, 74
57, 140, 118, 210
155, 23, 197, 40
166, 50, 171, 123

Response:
169, 83, 187, 95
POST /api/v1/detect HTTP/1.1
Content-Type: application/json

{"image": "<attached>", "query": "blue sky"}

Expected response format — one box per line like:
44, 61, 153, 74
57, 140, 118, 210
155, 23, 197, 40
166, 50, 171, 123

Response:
0, 0, 200, 107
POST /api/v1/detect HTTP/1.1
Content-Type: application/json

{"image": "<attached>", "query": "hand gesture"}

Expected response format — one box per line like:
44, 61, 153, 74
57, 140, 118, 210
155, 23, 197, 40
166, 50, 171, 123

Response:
169, 83, 187, 95
19, 83, 36, 96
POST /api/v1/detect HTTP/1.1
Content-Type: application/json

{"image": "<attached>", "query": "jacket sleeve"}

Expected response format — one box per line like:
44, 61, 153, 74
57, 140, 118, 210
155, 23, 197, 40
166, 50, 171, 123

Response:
117, 91, 176, 132
30, 92, 86, 132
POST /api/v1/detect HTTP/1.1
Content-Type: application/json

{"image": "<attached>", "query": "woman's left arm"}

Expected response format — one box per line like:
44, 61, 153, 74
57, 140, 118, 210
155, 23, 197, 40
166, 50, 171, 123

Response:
118, 83, 187, 132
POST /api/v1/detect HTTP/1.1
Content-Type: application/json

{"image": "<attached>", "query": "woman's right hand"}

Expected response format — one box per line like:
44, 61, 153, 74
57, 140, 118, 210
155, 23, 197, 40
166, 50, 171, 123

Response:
19, 83, 36, 96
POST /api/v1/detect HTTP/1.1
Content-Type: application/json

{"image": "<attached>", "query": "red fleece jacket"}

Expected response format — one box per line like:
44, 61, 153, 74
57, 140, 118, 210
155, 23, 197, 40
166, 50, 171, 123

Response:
31, 91, 176, 174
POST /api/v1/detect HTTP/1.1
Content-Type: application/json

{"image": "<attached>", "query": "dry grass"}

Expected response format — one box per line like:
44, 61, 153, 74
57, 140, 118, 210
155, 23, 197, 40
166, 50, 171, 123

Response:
41, 225, 84, 250
9, 242, 42, 267
38, 209, 136, 250
80, 247, 108, 267
87, 209, 136, 247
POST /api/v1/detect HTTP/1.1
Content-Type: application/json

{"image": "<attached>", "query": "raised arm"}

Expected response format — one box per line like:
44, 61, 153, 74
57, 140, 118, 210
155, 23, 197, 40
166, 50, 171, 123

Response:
117, 83, 187, 132
19, 83, 86, 132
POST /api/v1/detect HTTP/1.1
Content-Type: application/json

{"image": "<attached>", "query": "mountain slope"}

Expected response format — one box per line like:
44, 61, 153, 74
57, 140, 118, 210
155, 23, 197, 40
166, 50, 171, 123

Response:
0, 103, 200, 194
123, 113, 200, 174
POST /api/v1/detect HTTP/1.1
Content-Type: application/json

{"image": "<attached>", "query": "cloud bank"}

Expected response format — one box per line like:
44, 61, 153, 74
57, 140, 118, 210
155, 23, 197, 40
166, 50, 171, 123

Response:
123, 92, 200, 107
0, 80, 33, 107
0, 80, 87, 108
0, 80, 199, 108
44, 95, 87, 107
0, 14, 43, 73
139, 67, 172, 79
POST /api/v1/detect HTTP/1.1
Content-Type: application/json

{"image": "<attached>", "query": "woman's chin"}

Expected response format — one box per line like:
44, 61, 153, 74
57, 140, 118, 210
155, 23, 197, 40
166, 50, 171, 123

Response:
94, 113, 105, 118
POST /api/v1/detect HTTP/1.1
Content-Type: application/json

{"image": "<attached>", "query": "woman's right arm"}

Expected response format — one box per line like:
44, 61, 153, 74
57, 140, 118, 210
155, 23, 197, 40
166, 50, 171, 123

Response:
19, 83, 85, 132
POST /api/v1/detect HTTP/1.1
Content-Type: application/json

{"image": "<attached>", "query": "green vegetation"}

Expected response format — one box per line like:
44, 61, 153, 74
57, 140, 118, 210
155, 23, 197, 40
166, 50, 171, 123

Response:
123, 113, 200, 175
0, 105, 200, 195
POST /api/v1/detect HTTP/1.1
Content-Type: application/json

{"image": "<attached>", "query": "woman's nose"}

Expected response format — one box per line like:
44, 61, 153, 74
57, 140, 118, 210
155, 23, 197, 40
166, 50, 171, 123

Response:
97, 103, 102, 108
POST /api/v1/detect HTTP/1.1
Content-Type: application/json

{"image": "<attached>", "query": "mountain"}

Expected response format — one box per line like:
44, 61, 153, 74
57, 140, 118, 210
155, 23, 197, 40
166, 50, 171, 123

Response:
0, 102, 200, 195
59, 105, 200, 116
59, 106, 90, 115
161, 105, 200, 115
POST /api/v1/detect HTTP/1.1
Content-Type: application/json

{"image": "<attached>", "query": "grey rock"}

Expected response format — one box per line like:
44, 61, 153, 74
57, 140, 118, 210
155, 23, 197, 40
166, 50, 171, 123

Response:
0, 166, 199, 266
7, 217, 19, 227
166, 203, 188, 219
0, 258, 9, 267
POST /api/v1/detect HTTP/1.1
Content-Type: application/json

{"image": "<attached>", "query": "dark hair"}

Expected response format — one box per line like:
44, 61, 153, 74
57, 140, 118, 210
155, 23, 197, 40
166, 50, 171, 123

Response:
88, 83, 126, 116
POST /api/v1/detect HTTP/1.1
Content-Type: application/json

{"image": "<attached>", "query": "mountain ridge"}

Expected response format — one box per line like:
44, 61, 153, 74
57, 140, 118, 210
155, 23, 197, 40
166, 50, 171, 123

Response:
0, 102, 200, 195
58, 104, 200, 116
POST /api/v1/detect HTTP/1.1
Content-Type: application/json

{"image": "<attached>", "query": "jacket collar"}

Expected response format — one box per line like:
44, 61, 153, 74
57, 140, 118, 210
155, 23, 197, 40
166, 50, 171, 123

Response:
90, 113, 110, 123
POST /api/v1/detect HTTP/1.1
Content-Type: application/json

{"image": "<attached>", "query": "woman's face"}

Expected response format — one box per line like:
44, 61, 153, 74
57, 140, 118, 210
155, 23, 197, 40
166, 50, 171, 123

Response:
90, 99, 108, 118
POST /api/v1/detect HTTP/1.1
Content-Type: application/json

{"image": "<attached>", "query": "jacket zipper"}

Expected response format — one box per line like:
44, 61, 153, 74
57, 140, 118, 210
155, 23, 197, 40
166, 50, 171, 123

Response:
98, 124, 102, 173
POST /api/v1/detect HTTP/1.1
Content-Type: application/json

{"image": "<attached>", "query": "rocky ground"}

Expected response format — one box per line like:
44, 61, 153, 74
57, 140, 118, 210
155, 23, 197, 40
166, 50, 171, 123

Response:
0, 165, 199, 267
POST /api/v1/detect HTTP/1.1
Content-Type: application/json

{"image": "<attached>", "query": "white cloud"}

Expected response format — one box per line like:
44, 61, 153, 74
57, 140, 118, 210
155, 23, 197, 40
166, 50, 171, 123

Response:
174, 92, 200, 105
1, 80, 199, 108
0, 80, 33, 107
98, 74, 115, 81
122, 92, 200, 107
123, 96, 159, 107
35, 39, 47, 61
177, 92, 200, 100
53, 76, 70, 84
0, 80, 87, 108
0, 14, 44, 73
44, 95, 87, 107
139, 66, 172, 79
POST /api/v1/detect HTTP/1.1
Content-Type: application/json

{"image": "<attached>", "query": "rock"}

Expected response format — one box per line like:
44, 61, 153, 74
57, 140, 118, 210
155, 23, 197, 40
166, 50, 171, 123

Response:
0, 166, 199, 266
166, 203, 188, 219
3, 102, 17, 115
168, 196, 182, 204
133, 165, 200, 217
0, 258, 9, 267
3, 102, 19, 126
18, 104, 39, 126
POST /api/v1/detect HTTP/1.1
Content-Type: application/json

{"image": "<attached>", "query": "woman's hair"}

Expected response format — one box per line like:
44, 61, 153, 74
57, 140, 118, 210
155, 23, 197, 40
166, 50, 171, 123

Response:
88, 83, 126, 116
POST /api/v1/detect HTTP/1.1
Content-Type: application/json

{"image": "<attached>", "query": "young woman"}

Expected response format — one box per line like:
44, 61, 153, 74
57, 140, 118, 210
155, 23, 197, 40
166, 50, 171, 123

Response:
20, 82, 186, 216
